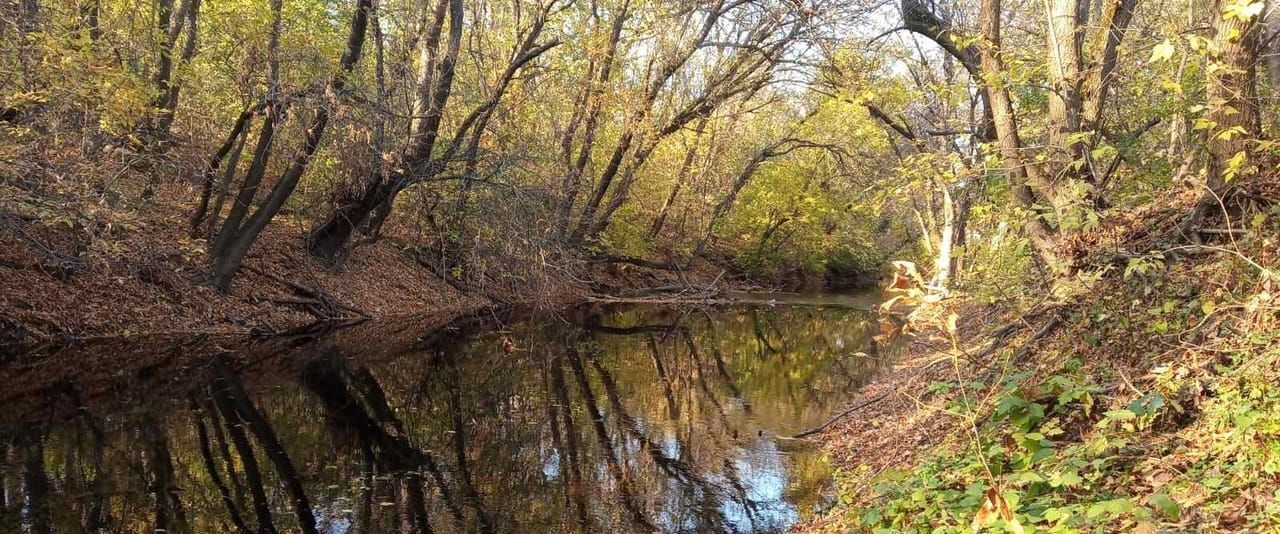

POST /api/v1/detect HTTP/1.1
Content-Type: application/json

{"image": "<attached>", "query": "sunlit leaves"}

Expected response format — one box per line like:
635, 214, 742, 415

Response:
1150, 40, 1176, 63
1222, 0, 1266, 22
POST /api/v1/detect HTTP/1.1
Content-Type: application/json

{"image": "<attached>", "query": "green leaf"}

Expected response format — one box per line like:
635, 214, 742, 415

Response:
1147, 493, 1180, 520
1105, 409, 1136, 421
1050, 470, 1083, 488
1086, 498, 1134, 519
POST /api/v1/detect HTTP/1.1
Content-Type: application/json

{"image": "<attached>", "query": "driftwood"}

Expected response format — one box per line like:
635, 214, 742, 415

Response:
588, 269, 727, 304
586, 254, 680, 271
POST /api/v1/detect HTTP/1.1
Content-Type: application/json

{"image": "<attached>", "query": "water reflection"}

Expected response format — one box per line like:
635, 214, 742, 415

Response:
0, 302, 890, 533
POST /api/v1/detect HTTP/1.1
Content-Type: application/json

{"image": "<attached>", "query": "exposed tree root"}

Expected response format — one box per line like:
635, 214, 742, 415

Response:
245, 266, 371, 321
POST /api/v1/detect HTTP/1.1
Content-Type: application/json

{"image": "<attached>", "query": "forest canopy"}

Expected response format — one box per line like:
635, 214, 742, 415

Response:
0, 0, 1274, 312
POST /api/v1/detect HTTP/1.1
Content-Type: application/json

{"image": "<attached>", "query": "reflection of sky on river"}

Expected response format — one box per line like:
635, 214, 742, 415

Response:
640, 419, 799, 533
542, 442, 562, 481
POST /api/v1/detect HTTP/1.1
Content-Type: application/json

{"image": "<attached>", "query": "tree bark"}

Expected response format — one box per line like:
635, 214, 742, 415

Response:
1187, 0, 1263, 227
305, 0, 464, 262
190, 107, 255, 235
1046, 0, 1086, 172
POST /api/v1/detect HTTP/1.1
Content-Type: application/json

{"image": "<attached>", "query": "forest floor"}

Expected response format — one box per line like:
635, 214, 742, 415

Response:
799, 195, 1280, 532
0, 161, 735, 350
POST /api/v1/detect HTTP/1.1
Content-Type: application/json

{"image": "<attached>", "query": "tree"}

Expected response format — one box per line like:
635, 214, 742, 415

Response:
565, 0, 815, 245
305, 0, 561, 264
207, 0, 374, 291
1185, 0, 1264, 228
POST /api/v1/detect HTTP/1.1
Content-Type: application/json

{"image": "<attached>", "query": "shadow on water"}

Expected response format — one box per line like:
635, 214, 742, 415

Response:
0, 298, 895, 533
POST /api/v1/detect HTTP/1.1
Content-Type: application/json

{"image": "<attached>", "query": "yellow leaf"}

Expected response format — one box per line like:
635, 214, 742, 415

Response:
1150, 40, 1176, 63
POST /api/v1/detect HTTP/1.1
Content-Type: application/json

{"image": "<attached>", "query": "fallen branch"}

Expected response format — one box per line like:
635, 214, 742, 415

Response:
408, 249, 511, 305
586, 254, 680, 271
1012, 312, 1064, 360
792, 391, 893, 439
587, 281, 724, 304
969, 303, 1061, 360
246, 266, 371, 320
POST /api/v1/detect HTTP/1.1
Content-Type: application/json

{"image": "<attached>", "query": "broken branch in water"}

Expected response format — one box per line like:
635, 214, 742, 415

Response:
791, 391, 893, 439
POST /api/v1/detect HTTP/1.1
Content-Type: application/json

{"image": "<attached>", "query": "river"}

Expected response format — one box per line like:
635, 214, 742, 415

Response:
0, 296, 892, 533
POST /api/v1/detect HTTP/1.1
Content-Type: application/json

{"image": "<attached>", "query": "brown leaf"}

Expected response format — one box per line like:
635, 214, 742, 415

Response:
972, 487, 1024, 533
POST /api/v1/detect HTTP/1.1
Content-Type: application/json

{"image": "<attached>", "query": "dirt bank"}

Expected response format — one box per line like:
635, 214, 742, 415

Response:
0, 174, 752, 350
791, 302, 1005, 532
0, 174, 591, 348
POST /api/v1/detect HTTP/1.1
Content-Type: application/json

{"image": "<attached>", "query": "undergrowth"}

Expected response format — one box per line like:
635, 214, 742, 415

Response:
838, 214, 1280, 532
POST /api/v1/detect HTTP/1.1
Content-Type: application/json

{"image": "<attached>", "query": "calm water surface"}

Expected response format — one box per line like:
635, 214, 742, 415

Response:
0, 299, 891, 533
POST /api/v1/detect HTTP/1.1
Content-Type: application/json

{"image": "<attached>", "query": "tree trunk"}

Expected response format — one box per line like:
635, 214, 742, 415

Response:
1046, 0, 1086, 176
1187, 0, 1263, 226
306, 0, 463, 263
930, 186, 955, 292
153, 0, 201, 137
1265, 6, 1280, 101
557, 6, 628, 239
650, 119, 707, 239
689, 148, 774, 265
210, 0, 373, 291
1206, 0, 1263, 186
977, 0, 1067, 274
190, 107, 255, 235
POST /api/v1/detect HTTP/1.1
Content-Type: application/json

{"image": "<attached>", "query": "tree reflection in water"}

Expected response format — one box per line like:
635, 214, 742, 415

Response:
0, 302, 891, 533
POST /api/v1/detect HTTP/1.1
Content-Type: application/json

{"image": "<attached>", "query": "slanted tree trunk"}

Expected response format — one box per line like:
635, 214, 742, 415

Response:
650, 118, 708, 239
208, 0, 283, 263
308, 0, 560, 264
572, 1, 803, 244
190, 107, 256, 235
209, 0, 373, 291
556, 3, 629, 239
900, 0, 997, 141
688, 139, 831, 266
305, 0, 463, 263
